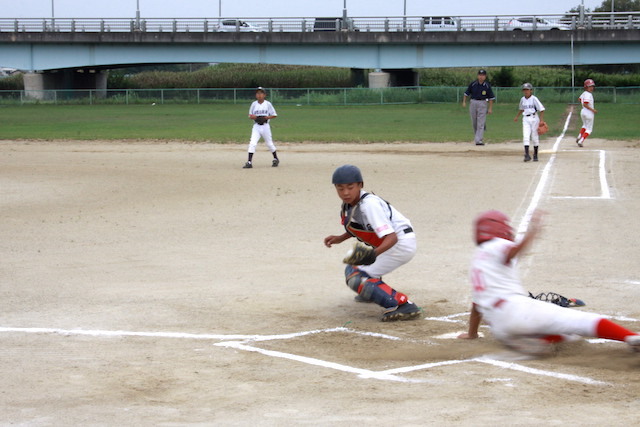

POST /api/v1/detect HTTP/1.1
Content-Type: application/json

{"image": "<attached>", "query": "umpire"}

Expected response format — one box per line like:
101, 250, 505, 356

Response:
462, 69, 495, 146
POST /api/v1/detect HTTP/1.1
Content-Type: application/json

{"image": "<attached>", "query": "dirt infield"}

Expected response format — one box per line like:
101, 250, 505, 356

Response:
1, 136, 639, 425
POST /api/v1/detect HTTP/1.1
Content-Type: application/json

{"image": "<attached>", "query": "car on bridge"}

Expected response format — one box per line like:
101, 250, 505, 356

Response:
504, 17, 571, 31
215, 19, 265, 32
313, 17, 359, 31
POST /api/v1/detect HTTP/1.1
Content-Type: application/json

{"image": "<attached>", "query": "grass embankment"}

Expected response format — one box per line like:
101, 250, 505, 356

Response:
1, 103, 638, 142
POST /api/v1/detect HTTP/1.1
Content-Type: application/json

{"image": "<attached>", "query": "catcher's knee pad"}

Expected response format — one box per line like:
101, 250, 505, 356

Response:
345, 265, 369, 293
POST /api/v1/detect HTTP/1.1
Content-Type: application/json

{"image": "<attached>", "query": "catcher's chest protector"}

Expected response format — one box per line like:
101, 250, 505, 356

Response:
341, 193, 384, 248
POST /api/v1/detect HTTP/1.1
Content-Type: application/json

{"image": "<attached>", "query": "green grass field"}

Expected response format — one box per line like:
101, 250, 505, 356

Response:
0, 103, 637, 143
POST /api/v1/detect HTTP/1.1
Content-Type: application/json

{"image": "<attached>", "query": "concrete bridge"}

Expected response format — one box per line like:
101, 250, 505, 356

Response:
1, 13, 640, 90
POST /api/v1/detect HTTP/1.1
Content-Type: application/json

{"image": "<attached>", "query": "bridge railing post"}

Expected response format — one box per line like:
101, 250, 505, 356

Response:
100, 20, 105, 33
14, 19, 18, 32
420, 18, 425, 32
301, 19, 306, 32
494, 17, 499, 32
172, 20, 177, 33
268, 20, 273, 32
384, 19, 389, 32
532, 16, 537, 31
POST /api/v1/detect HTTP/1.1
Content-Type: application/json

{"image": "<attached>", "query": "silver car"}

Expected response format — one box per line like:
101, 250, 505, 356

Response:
216, 19, 265, 32
505, 17, 571, 31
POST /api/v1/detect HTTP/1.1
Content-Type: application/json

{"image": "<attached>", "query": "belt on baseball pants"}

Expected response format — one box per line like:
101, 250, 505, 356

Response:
525, 113, 537, 117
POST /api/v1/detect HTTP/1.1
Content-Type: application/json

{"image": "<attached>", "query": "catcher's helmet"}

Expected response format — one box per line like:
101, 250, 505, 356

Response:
474, 210, 514, 245
332, 164, 363, 184
522, 82, 533, 90
584, 79, 596, 88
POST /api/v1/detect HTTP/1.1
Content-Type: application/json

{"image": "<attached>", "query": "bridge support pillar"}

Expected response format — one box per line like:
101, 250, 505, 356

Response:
23, 69, 108, 100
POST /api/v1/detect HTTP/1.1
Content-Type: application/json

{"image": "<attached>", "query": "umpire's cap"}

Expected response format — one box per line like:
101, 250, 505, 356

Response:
332, 165, 363, 184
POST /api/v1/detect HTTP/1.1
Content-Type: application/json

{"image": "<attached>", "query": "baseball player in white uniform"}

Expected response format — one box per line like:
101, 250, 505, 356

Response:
576, 79, 597, 147
324, 165, 421, 322
513, 83, 546, 162
243, 87, 279, 169
458, 210, 640, 356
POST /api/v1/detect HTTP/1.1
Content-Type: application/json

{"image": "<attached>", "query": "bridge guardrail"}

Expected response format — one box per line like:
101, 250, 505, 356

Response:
2, 12, 640, 34
2, 86, 639, 106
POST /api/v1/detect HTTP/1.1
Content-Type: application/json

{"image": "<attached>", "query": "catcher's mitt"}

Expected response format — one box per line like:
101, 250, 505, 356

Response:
254, 116, 268, 125
343, 242, 377, 266
537, 121, 549, 135
529, 292, 585, 308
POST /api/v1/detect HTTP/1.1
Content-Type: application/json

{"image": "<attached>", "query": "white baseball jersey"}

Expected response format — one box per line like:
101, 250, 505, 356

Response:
249, 100, 277, 121
518, 95, 545, 116
469, 238, 527, 314
579, 91, 595, 113
342, 191, 413, 247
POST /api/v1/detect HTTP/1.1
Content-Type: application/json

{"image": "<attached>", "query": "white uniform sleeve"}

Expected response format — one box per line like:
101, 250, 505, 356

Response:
360, 196, 394, 238
267, 101, 277, 117
533, 96, 545, 112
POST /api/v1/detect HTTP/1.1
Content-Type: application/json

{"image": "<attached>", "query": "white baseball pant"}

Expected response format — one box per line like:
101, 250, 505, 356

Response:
359, 235, 416, 278
522, 115, 540, 146
481, 294, 601, 344
248, 123, 276, 154
581, 109, 595, 134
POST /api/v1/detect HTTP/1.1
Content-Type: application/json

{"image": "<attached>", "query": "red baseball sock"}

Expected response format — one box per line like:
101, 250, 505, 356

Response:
582, 132, 590, 141
596, 319, 637, 342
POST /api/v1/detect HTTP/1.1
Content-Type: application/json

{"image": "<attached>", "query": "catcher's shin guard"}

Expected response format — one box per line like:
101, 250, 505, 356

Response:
344, 266, 407, 308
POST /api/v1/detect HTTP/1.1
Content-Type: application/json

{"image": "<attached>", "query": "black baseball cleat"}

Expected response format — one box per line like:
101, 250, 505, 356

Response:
272, 159, 279, 167
475, 142, 485, 146
381, 302, 422, 322
524, 154, 532, 162
242, 162, 253, 169
533, 155, 539, 162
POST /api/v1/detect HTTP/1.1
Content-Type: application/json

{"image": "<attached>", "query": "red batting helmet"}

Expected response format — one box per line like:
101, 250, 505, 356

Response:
474, 210, 514, 245
584, 79, 596, 88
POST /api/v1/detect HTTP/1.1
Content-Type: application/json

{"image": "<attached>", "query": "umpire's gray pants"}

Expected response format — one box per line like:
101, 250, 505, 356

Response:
469, 99, 488, 144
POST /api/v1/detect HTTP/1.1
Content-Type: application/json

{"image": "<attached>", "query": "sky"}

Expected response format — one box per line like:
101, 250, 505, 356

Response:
0, 1, 605, 19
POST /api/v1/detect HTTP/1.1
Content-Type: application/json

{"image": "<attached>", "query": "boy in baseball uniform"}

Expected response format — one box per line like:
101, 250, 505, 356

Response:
576, 79, 597, 147
458, 210, 640, 356
243, 87, 279, 169
513, 83, 546, 162
323, 165, 422, 322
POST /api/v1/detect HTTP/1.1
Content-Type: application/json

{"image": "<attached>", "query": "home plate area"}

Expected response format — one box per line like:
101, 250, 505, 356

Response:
214, 326, 615, 386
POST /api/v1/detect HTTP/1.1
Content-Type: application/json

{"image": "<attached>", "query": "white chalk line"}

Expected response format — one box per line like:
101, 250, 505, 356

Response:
1, 324, 616, 386
550, 149, 612, 200
515, 112, 571, 237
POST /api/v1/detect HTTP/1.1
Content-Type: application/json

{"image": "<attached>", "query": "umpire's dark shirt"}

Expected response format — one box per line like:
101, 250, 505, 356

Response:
464, 80, 496, 101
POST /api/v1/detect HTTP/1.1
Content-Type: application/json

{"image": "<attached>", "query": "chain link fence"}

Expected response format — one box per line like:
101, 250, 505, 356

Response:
1, 86, 639, 105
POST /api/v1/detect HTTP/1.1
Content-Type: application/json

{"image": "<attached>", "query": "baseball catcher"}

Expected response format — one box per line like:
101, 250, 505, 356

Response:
323, 165, 422, 322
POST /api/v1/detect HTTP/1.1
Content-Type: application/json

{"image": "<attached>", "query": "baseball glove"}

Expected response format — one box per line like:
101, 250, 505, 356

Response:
529, 292, 585, 308
343, 242, 377, 266
254, 116, 268, 125
537, 121, 549, 135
